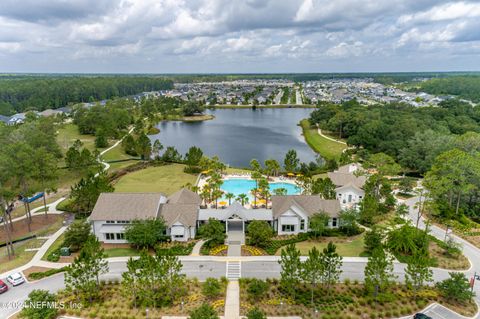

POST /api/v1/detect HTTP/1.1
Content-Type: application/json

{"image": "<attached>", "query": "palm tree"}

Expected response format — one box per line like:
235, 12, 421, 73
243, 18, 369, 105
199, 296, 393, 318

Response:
237, 194, 249, 206
225, 193, 235, 205
265, 159, 280, 179
212, 189, 223, 209
251, 170, 262, 207
274, 187, 288, 196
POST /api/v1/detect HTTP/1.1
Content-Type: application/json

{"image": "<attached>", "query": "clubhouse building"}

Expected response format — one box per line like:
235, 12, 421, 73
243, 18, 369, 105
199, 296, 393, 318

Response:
89, 163, 365, 243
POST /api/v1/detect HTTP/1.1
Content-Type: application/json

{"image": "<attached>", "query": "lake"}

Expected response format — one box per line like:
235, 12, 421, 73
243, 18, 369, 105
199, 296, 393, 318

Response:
149, 108, 319, 167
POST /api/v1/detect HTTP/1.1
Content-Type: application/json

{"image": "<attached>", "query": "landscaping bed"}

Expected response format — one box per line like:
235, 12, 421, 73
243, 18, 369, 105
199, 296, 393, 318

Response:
242, 245, 267, 256
56, 279, 227, 319
275, 233, 367, 257
239, 278, 477, 319
23, 266, 67, 281
0, 214, 64, 243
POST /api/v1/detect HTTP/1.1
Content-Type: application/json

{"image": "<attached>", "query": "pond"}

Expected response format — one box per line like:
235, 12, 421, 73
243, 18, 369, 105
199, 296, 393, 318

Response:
149, 108, 320, 167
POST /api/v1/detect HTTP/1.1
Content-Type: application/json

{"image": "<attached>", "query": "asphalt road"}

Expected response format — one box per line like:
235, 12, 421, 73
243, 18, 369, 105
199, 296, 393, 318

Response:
2, 195, 480, 319
0, 261, 226, 319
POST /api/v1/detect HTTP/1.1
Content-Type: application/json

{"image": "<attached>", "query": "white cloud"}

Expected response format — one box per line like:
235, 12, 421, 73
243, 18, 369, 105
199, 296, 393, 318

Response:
0, 0, 478, 72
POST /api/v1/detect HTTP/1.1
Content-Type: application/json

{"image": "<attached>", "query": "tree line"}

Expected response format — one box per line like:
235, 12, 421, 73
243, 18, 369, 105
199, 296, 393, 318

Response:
0, 76, 173, 115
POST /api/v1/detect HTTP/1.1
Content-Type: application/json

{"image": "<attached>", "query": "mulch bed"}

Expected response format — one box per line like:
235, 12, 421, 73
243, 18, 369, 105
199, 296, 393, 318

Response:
0, 214, 63, 243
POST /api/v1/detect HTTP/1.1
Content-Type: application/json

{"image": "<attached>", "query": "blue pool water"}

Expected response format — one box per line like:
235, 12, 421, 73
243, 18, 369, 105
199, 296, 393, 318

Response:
220, 178, 300, 199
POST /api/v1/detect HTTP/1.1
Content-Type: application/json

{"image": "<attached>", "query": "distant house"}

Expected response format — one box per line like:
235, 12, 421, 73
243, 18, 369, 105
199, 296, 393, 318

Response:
328, 163, 366, 209
8, 113, 27, 125
40, 109, 63, 117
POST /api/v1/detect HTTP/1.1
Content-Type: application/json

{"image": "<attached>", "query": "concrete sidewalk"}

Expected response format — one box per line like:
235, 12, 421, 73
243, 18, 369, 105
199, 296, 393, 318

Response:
224, 281, 240, 319
9, 197, 66, 223
0, 225, 68, 279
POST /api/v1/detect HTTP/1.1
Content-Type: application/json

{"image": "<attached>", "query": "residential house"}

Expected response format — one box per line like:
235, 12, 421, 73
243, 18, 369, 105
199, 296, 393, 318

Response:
328, 164, 366, 209
272, 195, 341, 235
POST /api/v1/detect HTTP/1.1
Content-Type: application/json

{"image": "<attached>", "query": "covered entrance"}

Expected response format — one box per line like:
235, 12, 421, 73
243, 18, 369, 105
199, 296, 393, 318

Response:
226, 215, 245, 245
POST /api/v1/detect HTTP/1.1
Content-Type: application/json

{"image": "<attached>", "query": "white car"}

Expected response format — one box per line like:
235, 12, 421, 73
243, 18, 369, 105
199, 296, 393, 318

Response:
6, 273, 25, 286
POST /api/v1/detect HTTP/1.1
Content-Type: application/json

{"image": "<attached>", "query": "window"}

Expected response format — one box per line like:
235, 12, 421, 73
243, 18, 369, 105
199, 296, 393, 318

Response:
106, 221, 115, 224
105, 233, 115, 240
118, 220, 129, 224
332, 218, 338, 227
116, 233, 125, 240
174, 235, 184, 238
359, 196, 363, 199
282, 225, 295, 232
348, 194, 352, 202
300, 219, 305, 230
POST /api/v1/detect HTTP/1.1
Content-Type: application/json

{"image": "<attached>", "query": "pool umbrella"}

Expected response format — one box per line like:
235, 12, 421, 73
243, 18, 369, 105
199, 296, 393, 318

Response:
219, 201, 227, 206
287, 173, 295, 176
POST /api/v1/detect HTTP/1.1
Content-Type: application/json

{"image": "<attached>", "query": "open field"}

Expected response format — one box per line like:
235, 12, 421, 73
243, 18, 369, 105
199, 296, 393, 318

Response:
275, 234, 366, 257
113, 163, 197, 195
300, 119, 346, 160
56, 123, 97, 153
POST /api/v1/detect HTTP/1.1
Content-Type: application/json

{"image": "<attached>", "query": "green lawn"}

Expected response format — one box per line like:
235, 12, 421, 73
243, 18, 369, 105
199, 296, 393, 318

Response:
113, 163, 197, 195
101, 143, 140, 172
300, 119, 346, 160
41, 233, 65, 261
276, 234, 366, 257
57, 123, 97, 153
104, 247, 139, 258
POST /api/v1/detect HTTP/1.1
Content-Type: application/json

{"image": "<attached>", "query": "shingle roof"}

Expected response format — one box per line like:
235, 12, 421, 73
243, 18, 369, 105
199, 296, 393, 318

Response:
159, 204, 198, 227
167, 188, 201, 205
327, 172, 366, 189
271, 195, 341, 218
89, 193, 166, 221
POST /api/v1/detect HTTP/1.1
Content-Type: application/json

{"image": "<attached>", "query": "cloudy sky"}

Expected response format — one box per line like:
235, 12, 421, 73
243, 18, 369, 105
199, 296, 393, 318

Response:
1, 0, 479, 73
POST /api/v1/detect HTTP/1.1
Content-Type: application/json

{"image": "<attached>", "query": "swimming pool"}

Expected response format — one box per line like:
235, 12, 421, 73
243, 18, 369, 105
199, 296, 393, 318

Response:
220, 178, 300, 199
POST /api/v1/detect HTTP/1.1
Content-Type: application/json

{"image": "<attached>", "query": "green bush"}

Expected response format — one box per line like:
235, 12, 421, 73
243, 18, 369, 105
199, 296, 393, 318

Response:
246, 278, 269, 300
20, 289, 58, 319
156, 242, 195, 255
264, 233, 309, 255
189, 303, 219, 319
28, 267, 68, 280
202, 278, 222, 299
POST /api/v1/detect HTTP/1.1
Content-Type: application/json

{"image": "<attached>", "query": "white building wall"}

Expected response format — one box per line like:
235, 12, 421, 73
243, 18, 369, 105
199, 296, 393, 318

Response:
336, 187, 364, 209
91, 220, 128, 244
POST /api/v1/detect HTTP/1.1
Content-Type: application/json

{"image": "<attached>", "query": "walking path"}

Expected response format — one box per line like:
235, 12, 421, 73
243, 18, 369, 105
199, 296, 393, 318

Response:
190, 240, 205, 256
96, 127, 135, 174
224, 281, 240, 319
9, 197, 66, 223
0, 225, 68, 279
317, 128, 347, 145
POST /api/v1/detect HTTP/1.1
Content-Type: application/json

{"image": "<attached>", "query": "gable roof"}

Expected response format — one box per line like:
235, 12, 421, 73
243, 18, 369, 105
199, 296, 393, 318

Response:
271, 195, 341, 218
159, 203, 198, 227
89, 193, 166, 221
167, 188, 201, 205
336, 163, 362, 174
327, 172, 366, 189
335, 182, 365, 193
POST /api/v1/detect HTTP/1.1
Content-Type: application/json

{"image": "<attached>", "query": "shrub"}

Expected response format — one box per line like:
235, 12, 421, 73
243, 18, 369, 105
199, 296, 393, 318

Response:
247, 279, 269, 300
202, 278, 222, 299
247, 220, 274, 248
63, 219, 91, 252
20, 289, 58, 319
189, 303, 219, 319
28, 267, 68, 280
436, 272, 474, 302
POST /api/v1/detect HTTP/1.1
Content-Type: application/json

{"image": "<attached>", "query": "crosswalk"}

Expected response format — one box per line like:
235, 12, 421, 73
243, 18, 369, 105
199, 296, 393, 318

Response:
226, 261, 241, 280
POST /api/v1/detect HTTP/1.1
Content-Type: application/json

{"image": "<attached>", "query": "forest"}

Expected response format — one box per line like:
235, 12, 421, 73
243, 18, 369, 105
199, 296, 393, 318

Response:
415, 76, 480, 102
309, 99, 480, 174
0, 75, 173, 115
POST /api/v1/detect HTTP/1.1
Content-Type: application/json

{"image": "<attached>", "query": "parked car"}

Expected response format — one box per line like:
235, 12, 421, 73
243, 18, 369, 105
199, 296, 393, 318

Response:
6, 273, 25, 286
414, 314, 432, 319
0, 280, 8, 294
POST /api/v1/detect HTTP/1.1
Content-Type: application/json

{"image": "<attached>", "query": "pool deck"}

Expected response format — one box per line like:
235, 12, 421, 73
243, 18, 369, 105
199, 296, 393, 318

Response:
197, 174, 300, 209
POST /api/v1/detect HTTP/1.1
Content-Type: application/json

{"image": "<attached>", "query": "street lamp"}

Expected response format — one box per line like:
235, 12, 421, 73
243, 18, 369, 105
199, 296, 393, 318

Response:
181, 300, 184, 311
145, 308, 149, 319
